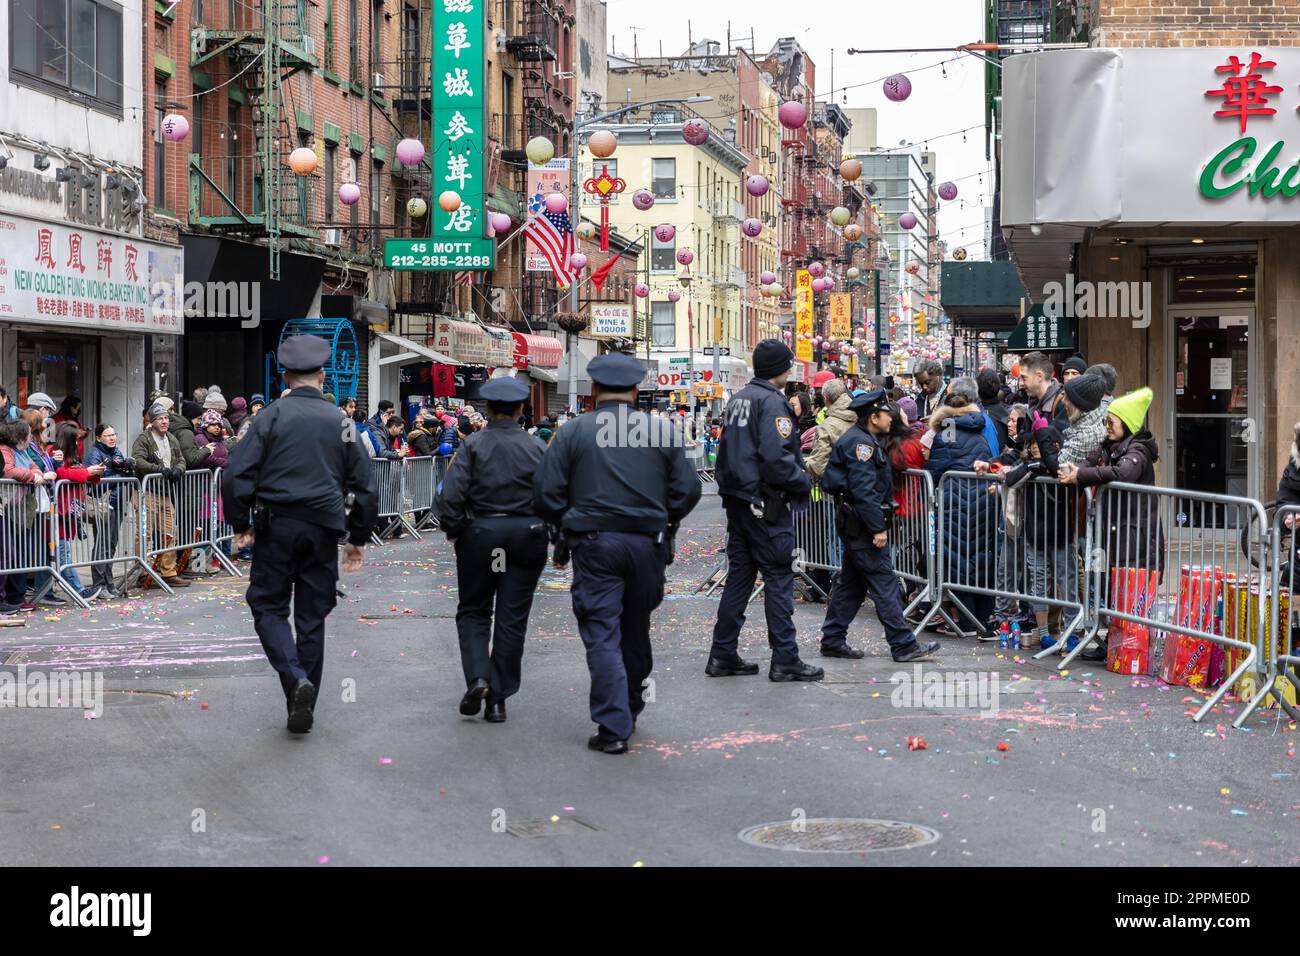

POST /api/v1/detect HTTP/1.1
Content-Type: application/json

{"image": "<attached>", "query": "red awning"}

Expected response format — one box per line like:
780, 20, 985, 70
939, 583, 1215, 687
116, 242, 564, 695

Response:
511, 332, 562, 369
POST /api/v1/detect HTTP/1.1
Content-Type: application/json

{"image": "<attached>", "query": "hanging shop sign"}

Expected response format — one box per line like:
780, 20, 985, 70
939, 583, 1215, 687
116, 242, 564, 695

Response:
795, 269, 813, 362
427, 0, 492, 270
590, 303, 634, 337
828, 293, 851, 339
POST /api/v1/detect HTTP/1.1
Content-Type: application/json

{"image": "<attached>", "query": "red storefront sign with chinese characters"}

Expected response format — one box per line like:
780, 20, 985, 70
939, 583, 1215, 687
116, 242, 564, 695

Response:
1200, 50, 1300, 201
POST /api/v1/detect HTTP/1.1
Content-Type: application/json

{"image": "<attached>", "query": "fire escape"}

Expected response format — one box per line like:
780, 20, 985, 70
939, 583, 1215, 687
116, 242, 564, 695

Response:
188, 0, 316, 279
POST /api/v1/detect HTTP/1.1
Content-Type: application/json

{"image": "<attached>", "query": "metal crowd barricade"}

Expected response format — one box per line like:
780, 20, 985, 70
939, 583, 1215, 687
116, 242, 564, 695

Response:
404, 456, 435, 530
370, 457, 420, 543
51, 476, 162, 602
1088, 482, 1268, 725
890, 468, 936, 616
209, 470, 244, 577
138, 468, 227, 594
921, 472, 1091, 652
1241, 503, 1300, 723
0, 477, 87, 607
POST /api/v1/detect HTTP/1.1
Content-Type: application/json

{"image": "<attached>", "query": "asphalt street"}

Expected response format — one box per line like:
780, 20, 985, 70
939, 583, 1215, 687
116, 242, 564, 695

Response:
2, 485, 1296, 867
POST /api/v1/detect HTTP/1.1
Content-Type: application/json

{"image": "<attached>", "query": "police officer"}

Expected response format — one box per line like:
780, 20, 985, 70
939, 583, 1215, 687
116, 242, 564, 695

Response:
818, 389, 940, 662
437, 376, 548, 723
222, 335, 378, 734
533, 353, 702, 754
708, 339, 823, 682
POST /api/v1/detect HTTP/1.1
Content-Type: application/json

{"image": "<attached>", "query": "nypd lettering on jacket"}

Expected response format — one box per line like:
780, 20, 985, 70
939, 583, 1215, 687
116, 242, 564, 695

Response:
715, 378, 811, 506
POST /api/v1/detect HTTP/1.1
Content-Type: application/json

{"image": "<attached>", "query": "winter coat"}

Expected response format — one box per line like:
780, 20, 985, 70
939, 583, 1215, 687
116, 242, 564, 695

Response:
1058, 405, 1109, 468
194, 429, 231, 469
0, 444, 42, 527
53, 462, 99, 537
1075, 429, 1165, 572
85, 441, 133, 510
1001, 426, 1075, 550
926, 404, 997, 589
1277, 423, 1300, 510
408, 425, 440, 459
985, 401, 1012, 454
131, 429, 186, 478
168, 412, 215, 469
886, 435, 928, 517
805, 393, 857, 480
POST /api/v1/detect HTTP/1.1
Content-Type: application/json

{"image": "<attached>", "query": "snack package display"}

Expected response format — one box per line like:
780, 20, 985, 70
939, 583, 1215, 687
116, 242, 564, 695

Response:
1107, 567, 1160, 676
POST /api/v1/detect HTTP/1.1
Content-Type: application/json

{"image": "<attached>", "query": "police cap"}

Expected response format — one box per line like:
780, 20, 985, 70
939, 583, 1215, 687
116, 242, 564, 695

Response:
480, 376, 530, 403
848, 387, 888, 413
277, 335, 332, 373
587, 352, 645, 389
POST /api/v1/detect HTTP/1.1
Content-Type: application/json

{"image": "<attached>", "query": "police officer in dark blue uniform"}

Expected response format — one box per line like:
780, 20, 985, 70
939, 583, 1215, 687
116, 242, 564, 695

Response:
437, 376, 548, 723
222, 335, 378, 734
533, 353, 702, 754
818, 389, 940, 662
708, 339, 823, 682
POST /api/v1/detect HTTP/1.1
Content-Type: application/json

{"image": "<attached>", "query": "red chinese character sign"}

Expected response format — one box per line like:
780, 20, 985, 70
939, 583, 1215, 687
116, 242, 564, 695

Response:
582, 162, 626, 252
1205, 52, 1283, 134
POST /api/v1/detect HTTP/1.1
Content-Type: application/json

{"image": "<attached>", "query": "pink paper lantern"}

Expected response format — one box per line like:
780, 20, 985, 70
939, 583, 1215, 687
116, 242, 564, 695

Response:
682, 118, 709, 146
808, 261, 825, 278
632, 189, 655, 211
823, 277, 835, 291
778, 100, 807, 130
569, 253, 587, 271
396, 137, 426, 167
746, 175, 769, 197
811, 277, 827, 293
938, 181, 958, 201
161, 114, 189, 142
883, 74, 913, 102
489, 212, 513, 234
742, 218, 762, 238
338, 182, 361, 206
668, 290, 682, 303
760, 270, 777, 286
654, 223, 675, 243
676, 248, 694, 266
898, 212, 918, 230
634, 283, 650, 298
545, 192, 568, 214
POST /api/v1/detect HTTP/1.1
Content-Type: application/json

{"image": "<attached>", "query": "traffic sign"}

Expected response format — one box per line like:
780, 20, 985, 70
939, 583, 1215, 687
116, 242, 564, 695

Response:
384, 237, 496, 271
702, 346, 730, 356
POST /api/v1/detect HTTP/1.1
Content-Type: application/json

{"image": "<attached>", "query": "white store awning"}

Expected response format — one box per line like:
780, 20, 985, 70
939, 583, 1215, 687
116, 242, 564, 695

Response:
375, 330, 460, 366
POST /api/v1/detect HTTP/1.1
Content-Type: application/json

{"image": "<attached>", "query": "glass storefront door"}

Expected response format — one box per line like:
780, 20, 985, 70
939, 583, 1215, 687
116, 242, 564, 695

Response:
1167, 308, 1255, 499
16, 334, 96, 426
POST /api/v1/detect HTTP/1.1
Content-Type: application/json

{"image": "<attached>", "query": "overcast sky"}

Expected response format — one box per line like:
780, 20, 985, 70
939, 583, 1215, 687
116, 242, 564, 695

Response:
604, 0, 993, 259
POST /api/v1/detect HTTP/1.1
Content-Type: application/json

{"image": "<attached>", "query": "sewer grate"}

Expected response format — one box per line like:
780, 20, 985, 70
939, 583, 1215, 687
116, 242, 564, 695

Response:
738, 818, 940, 853
506, 817, 601, 838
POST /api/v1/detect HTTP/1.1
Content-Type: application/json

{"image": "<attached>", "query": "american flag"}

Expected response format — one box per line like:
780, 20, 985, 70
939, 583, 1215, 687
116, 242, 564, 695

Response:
454, 270, 473, 287
522, 208, 576, 288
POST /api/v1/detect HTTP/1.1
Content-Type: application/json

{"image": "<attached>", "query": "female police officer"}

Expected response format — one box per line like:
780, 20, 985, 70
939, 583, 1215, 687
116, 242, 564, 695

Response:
436, 376, 548, 723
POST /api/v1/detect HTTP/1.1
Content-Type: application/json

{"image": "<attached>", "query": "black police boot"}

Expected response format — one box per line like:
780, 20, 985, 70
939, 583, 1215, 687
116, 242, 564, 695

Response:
1080, 638, 1107, 662
459, 678, 490, 716
820, 642, 866, 659
587, 734, 628, 755
286, 678, 316, 734
485, 700, 507, 723
768, 660, 825, 682
705, 655, 760, 677
892, 640, 940, 663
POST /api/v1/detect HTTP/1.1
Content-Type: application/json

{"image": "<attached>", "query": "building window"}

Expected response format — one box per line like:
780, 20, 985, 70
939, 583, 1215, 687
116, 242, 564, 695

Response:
651, 233, 675, 273
652, 301, 676, 348
348, 0, 360, 82
324, 144, 336, 221
226, 101, 239, 198
324, 0, 334, 72
370, 0, 382, 79
153, 81, 167, 208
192, 97, 205, 159
10, 0, 123, 112
652, 158, 675, 199
401, 2, 418, 91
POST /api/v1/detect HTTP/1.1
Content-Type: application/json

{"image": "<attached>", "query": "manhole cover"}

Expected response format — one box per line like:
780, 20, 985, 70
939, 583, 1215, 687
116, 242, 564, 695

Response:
506, 817, 601, 838
738, 818, 940, 853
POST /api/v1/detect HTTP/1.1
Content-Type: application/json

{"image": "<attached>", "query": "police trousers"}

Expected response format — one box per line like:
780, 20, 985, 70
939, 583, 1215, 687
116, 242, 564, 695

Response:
452, 515, 548, 701
820, 539, 916, 653
570, 531, 667, 742
246, 515, 340, 706
710, 498, 800, 665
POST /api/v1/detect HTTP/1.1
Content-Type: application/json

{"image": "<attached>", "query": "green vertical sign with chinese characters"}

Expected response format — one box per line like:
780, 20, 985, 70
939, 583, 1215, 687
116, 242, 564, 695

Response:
431, 0, 493, 269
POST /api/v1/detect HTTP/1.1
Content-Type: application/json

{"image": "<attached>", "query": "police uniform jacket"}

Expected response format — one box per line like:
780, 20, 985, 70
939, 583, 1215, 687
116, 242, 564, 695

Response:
437, 418, 546, 538
714, 378, 811, 507
221, 387, 378, 545
820, 423, 893, 537
532, 401, 702, 534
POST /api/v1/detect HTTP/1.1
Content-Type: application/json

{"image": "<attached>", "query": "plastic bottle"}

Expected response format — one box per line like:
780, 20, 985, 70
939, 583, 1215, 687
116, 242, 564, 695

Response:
1011, 620, 1022, 652
999, 620, 1010, 651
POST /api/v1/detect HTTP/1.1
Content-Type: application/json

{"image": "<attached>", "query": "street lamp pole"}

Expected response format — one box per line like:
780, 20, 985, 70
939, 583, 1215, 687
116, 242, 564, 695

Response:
565, 95, 712, 412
